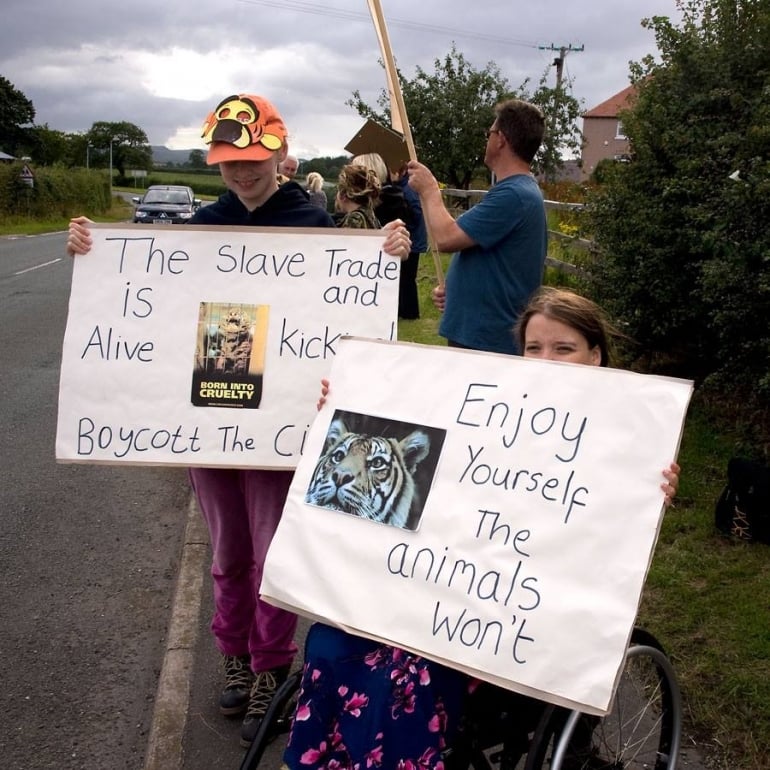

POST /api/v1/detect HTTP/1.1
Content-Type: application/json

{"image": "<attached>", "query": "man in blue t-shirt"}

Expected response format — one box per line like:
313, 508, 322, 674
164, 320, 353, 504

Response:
407, 99, 547, 355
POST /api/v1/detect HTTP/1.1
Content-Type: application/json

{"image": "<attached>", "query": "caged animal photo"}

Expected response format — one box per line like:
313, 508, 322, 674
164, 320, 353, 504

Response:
190, 301, 269, 409
195, 303, 262, 375
305, 410, 446, 531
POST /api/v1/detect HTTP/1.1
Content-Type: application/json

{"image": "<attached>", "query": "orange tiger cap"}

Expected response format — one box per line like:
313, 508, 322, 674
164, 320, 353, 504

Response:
201, 94, 287, 164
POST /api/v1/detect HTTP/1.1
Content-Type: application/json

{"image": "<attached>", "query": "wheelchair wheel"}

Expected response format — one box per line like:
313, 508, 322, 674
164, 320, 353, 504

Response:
524, 629, 682, 770
238, 669, 303, 770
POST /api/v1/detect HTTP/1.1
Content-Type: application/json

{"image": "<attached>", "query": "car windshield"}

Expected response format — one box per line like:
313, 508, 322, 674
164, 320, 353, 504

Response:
143, 190, 190, 204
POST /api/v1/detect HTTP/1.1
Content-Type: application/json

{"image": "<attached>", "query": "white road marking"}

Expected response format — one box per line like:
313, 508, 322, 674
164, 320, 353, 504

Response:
14, 258, 62, 275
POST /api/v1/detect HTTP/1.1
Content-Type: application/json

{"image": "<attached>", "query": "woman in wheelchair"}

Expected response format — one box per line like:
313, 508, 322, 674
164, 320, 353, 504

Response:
281, 288, 681, 770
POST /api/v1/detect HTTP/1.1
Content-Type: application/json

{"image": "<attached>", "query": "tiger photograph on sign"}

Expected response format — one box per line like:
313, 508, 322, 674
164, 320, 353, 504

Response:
305, 409, 446, 531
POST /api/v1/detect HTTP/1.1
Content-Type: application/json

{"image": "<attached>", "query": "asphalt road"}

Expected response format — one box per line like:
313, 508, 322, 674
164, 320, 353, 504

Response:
0, 228, 298, 770
0, 231, 190, 769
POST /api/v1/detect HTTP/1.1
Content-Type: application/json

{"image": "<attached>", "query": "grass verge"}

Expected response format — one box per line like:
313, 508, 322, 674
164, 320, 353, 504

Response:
0, 196, 134, 237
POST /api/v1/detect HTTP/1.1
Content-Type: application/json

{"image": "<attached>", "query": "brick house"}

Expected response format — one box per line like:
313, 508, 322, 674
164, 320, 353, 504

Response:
580, 84, 638, 179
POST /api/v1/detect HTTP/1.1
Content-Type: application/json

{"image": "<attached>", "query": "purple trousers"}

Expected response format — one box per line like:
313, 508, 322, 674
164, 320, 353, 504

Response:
188, 467, 298, 672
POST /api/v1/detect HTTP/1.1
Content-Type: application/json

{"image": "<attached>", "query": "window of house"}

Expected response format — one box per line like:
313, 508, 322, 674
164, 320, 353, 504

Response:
616, 121, 627, 139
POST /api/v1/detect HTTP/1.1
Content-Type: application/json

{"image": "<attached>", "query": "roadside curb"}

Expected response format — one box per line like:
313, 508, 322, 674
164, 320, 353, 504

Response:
144, 496, 208, 770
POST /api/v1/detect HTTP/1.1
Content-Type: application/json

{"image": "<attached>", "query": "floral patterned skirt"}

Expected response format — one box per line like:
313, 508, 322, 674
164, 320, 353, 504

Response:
283, 623, 469, 770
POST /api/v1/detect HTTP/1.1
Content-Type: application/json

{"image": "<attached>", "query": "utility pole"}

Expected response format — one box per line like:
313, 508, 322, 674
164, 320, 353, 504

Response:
538, 43, 585, 91
537, 43, 584, 180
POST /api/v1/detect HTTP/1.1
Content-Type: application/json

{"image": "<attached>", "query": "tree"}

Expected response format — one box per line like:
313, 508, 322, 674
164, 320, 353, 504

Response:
302, 156, 348, 181
66, 132, 92, 168
188, 149, 206, 168
347, 44, 520, 189
87, 120, 152, 176
530, 68, 583, 182
583, 0, 770, 402
25, 124, 70, 166
0, 76, 35, 155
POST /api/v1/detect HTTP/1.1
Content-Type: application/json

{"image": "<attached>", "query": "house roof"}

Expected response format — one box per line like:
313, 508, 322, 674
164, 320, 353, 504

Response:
582, 84, 637, 118
0, 150, 16, 161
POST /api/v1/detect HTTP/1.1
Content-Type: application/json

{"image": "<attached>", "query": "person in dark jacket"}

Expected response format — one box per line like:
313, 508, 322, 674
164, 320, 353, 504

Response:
394, 164, 428, 318
192, 97, 336, 746
352, 152, 426, 319
65, 92, 412, 750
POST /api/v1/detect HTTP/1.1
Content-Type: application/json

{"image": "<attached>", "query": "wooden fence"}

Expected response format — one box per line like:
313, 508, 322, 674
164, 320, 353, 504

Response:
440, 188, 591, 275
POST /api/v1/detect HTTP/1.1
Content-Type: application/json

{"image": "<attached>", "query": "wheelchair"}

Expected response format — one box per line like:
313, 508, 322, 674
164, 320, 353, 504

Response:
239, 626, 682, 770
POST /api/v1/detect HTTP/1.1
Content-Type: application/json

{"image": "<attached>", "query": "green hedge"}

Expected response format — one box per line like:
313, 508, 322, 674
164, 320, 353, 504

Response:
147, 175, 226, 197
0, 164, 110, 218
117, 170, 227, 198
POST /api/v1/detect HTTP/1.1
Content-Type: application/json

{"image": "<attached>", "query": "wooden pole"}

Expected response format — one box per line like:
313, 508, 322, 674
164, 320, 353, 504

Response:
366, 0, 444, 286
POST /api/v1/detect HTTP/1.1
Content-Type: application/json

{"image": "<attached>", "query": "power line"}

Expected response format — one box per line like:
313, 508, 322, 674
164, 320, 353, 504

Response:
235, 0, 544, 49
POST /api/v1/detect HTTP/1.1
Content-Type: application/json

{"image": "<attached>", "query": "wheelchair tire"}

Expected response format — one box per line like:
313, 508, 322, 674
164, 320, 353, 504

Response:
238, 669, 303, 770
523, 628, 682, 770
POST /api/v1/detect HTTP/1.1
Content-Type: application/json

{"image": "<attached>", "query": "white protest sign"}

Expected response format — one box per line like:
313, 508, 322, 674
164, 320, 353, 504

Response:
56, 225, 398, 469
262, 337, 693, 714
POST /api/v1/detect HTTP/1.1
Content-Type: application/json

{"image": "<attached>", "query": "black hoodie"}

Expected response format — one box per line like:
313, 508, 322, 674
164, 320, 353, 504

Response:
190, 182, 335, 228
374, 183, 412, 228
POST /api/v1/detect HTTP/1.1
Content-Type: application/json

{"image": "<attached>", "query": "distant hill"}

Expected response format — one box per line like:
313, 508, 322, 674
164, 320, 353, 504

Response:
151, 145, 198, 166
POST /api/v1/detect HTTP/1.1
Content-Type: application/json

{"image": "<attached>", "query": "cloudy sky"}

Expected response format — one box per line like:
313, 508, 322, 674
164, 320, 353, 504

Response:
2, 0, 681, 160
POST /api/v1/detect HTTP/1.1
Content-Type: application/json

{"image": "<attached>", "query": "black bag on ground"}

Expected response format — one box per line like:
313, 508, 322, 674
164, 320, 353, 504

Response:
714, 457, 770, 544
